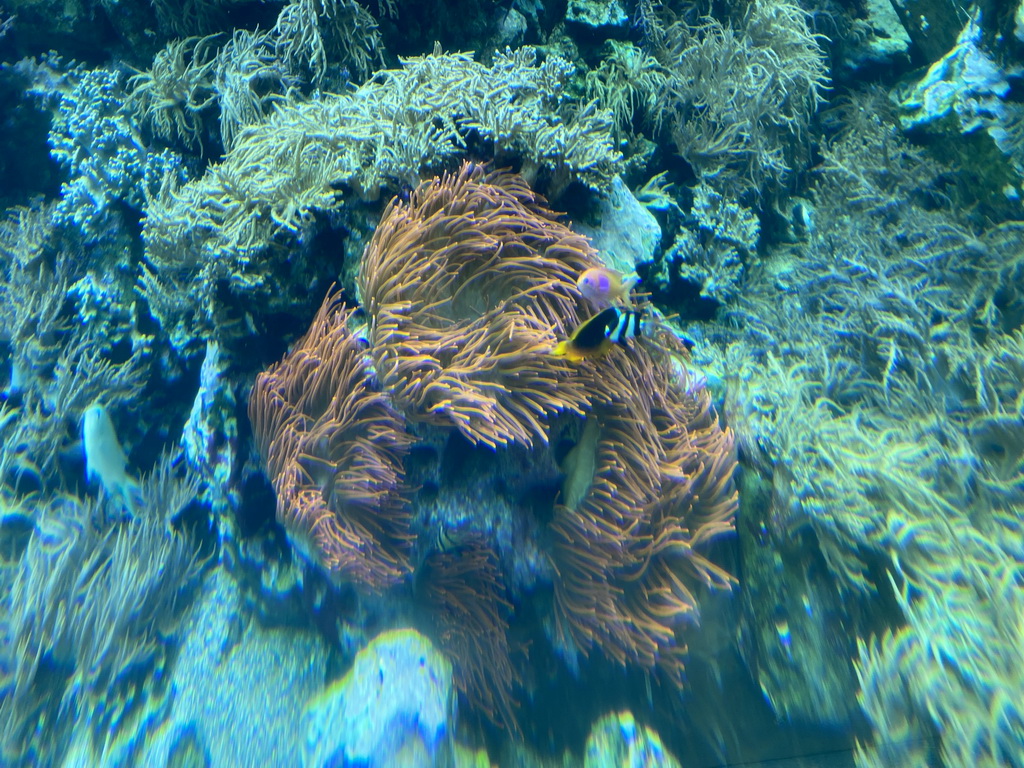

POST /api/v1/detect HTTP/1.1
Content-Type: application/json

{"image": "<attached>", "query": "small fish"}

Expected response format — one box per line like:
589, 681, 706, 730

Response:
418, 520, 476, 570
552, 306, 646, 362
432, 520, 471, 554
577, 267, 640, 308
82, 403, 140, 511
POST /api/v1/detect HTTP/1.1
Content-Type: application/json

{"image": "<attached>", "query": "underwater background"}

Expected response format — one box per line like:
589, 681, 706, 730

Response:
0, 0, 1022, 764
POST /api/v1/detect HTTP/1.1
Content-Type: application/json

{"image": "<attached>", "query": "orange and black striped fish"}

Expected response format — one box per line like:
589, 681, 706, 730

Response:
552, 306, 646, 362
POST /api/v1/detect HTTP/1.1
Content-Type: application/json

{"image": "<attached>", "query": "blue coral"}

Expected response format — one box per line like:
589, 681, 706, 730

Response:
47, 66, 186, 240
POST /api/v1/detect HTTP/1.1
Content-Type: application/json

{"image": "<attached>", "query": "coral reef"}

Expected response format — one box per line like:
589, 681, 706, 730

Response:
251, 163, 738, 733
140, 45, 620, 355
719, 84, 1024, 763
657, 0, 829, 199
0, 456, 204, 766
4, 0, 1024, 761
272, 0, 384, 83
583, 40, 667, 141
661, 182, 760, 304
0, 202, 148, 494
126, 35, 220, 152
899, 9, 1024, 193
38, 62, 187, 241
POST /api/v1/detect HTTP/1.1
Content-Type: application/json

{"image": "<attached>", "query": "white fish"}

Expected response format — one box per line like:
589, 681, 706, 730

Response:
82, 403, 140, 509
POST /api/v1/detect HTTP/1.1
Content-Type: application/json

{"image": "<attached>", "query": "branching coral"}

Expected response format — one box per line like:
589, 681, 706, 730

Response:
772, 389, 974, 595
0, 204, 68, 395
717, 86, 1024, 742
658, 0, 828, 197
249, 295, 415, 589
754, 91, 1020, 409
0, 203, 147, 493
664, 182, 760, 303
143, 44, 618, 273
141, 45, 619, 352
127, 35, 220, 151
35, 63, 187, 240
856, 547, 1024, 767
214, 29, 301, 153
584, 40, 668, 140
721, 98, 1014, 590
272, 0, 384, 83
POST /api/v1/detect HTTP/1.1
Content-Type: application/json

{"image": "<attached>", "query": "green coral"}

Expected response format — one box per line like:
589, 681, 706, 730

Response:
140, 46, 620, 352
0, 203, 148, 490
658, 0, 828, 198
126, 35, 220, 152
717, 90, 1024, 743
857, 553, 1024, 767
583, 40, 667, 141
213, 30, 302, 153
271, 0, 384, 83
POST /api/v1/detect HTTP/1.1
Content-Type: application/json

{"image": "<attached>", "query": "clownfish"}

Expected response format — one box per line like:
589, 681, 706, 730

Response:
552, 306, 646, 362
431, 520, 472, 554
577, 267, 640, 308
